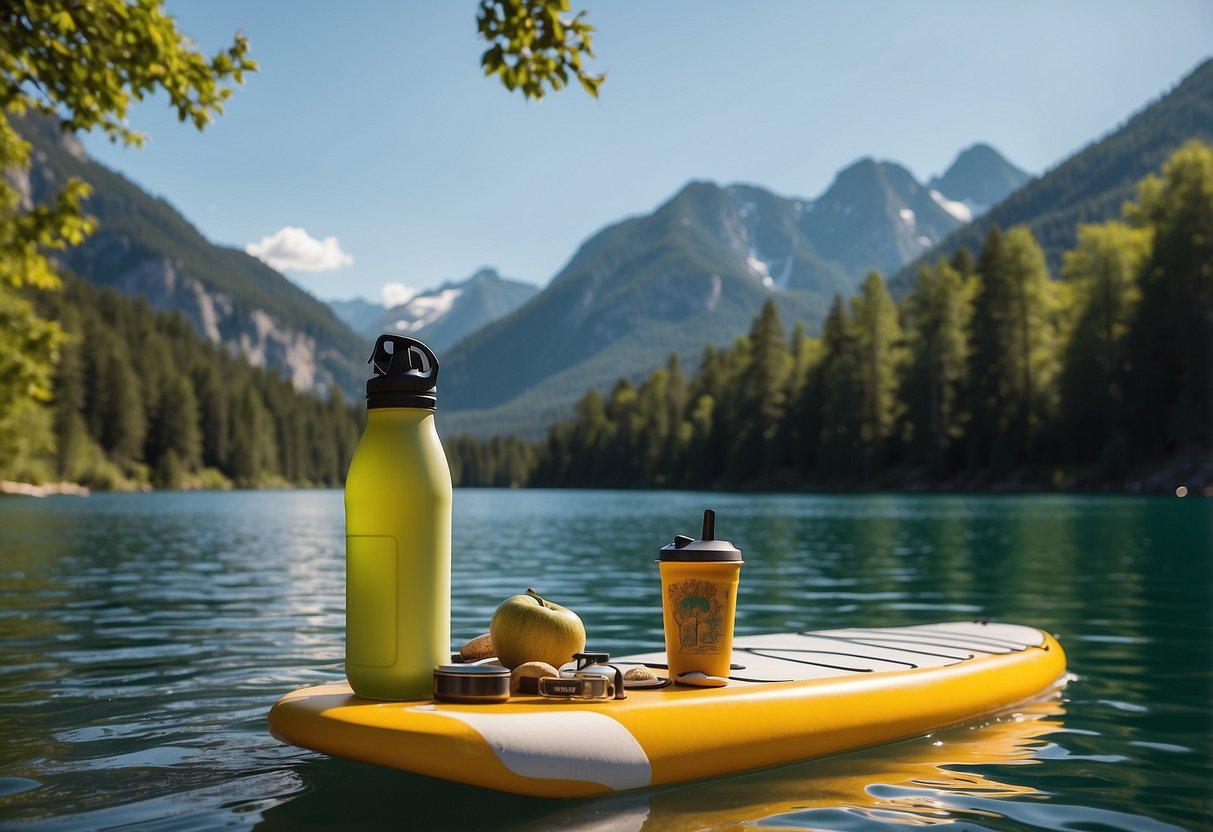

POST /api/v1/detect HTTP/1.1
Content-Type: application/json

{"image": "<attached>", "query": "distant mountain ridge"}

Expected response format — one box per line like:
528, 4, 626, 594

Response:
329, 268, 539, 351
927, 143, 1032, 213
441, 143, 1028, 436
17, 107, 1035, 439
16, 115, 367, 398
893, 57, 1213, 293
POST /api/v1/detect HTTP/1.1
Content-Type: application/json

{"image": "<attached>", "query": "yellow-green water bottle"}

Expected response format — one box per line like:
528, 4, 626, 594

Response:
345, 335, 451, 700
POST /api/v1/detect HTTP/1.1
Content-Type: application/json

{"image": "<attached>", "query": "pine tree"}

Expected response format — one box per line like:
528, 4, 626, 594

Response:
51, 305, 89, 480
689, 345, 726, 487
950, 246, 976, 281
778, 320, 822, 475
637, 368, 670, 485
1122, 140, 1213, 461
603, 379, 640, 486
731, 300, 789, 482
966, 226, 1010, 471
150, 374, 202, 487
965, 226, 1057, 475
191, 362, 231, 472
815, 293, 859, 481
850, 272, 905, 479
662, 353, 689, 483
228, 385, 277, 486
1057, 221, 1152, 471
90, 339, 147, 471
1004, 226, 1062, 462
902, 258, 973, 473
326, 384, 361, 485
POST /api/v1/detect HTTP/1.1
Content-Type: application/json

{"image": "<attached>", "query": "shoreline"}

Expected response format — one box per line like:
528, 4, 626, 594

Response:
1, 480, 1207, 498
0, 480, 91, 498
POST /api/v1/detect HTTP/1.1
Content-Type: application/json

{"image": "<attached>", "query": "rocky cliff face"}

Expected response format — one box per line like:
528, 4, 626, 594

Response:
61, 230, 344, 395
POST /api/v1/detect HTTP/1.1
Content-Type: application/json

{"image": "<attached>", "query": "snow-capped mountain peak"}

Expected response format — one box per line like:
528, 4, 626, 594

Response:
392, 287, 463, 332
928, 189, 975, 223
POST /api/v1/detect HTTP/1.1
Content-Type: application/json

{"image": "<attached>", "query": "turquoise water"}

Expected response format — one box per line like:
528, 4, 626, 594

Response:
0, 489, 1209, 830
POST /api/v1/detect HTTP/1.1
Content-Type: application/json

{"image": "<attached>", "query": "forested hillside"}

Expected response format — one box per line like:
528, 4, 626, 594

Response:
447, 142, 1213, 492
892, 58, 1213, 294
12, 141, 1207, 494
17, 115, 368, 398
441, 144, 1027, 439
16, 276, 363, 490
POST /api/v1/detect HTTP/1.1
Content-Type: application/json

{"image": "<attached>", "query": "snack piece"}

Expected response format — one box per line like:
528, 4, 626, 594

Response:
458, 633, 494, 662
624, 665, 658, 682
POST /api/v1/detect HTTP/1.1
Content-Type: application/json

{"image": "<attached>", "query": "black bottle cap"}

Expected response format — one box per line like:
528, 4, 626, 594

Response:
658, 509, 743, 562
365, 335, 439, 410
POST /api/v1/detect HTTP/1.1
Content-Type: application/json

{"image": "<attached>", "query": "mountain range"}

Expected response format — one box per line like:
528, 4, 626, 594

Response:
19, 107, 1020, 422
329, 268, 539, 352
441, 59, 1212, 438
20, 58, 1212, 442
892, 58, 1213, 293
16, 115, 368, 398
439, 144, 1028, 436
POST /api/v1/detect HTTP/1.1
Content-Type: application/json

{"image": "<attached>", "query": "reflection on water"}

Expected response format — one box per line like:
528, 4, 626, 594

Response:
0, 489, 1209, 830
510, 697, 1067, 832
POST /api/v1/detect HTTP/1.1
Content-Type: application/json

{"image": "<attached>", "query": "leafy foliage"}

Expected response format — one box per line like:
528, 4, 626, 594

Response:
0, 0, 254, 142
0, 0, 253, 479
477, 0, 603, 99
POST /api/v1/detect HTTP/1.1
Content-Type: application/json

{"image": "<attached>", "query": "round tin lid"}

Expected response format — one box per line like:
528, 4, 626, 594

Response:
435, 664, 510, 678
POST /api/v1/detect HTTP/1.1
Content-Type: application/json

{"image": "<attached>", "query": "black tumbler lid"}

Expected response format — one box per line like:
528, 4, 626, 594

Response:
659, 510, 743, 562
365, 335, 439, 409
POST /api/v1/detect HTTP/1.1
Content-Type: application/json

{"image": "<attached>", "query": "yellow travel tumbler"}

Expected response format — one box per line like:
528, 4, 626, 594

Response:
659, 510, 743, 683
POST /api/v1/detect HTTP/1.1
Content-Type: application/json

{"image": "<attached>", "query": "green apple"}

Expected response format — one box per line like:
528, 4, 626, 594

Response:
490, 588, 586, 670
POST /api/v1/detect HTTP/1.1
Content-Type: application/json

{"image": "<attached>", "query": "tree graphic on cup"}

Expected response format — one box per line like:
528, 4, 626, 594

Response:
670, 579, 725, 652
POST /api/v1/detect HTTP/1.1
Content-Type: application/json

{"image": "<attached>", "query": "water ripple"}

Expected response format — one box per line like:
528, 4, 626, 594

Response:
0, 489, 1209, 830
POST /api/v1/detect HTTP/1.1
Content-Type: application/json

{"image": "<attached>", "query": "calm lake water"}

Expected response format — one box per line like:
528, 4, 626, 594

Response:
0, 489, 1210, 830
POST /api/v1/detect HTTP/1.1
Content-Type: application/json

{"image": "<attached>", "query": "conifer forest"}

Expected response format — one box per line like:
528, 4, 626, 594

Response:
7, 141, 1211, 493
448, 142, 1213, 491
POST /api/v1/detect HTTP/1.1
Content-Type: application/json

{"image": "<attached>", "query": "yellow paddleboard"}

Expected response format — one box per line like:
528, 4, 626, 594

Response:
268, 621, 1066, 798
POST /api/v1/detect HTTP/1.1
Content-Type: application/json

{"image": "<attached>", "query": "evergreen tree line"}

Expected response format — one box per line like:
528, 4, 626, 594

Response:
448, 141, 1213, 490
25, 276, 364, 489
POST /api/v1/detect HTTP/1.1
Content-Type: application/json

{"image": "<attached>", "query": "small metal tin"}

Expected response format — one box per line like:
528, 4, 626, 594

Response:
538, 674, 612, 700
433, 664, 511, 704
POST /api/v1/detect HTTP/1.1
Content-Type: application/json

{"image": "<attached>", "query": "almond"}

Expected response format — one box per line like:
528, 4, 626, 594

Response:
458, 633, 494, 662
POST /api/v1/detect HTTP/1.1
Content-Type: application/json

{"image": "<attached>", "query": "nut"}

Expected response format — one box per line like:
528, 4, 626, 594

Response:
511, 661, 559, 694
624, 666, 658, 682
458, 633, 494, 662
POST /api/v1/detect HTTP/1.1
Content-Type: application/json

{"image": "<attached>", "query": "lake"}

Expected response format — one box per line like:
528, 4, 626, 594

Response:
0, 489, 1209, 830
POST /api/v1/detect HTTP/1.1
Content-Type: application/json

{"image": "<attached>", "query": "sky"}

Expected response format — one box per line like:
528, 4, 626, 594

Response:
80, 1, 1213, 307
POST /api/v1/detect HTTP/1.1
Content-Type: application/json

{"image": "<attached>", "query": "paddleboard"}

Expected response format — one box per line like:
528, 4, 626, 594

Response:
268, 620, 1066, 798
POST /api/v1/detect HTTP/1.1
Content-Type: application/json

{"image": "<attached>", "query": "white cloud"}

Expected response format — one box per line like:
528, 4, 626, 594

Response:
245, 226, 353, 272
381, 281, 417, 308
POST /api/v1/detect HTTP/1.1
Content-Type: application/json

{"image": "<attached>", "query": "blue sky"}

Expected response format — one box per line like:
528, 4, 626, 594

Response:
81, 1, 1213, 306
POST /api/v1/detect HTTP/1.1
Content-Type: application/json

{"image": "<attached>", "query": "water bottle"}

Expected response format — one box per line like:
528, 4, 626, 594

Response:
345, 335, 451, 700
